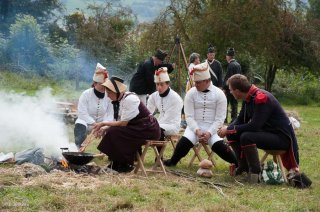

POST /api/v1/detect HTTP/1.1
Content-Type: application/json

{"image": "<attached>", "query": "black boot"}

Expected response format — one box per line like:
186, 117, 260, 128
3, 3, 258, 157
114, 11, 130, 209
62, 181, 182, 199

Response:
229, 141, 248, 175
243, 144, 261, 183
164, 137, 193, 167
211, 140, 237, 165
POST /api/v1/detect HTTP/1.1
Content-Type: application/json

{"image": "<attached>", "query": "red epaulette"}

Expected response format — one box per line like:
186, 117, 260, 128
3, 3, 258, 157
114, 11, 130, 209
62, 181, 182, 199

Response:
255, 91, 268, 104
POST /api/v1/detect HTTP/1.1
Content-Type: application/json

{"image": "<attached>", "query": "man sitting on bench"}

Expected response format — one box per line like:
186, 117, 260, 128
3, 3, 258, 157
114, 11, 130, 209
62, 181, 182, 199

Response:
164, 62, 237, 167
217, 74, 300, 183
147, 67, 183, 152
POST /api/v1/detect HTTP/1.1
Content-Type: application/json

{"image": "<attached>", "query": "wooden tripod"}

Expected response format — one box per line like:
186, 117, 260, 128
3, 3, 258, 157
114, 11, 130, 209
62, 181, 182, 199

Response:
166, 37, 192, 95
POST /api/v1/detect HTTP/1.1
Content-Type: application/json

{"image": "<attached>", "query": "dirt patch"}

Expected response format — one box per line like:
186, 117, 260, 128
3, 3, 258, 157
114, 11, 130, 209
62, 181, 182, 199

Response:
0, 163, 190, 191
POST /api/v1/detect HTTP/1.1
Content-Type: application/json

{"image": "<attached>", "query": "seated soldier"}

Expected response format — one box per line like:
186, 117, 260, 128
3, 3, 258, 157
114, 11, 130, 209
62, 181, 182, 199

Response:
74, 63, 113, 149
147, 67, 183, 141
164, 62, 237, 167
218, 74, 299, 183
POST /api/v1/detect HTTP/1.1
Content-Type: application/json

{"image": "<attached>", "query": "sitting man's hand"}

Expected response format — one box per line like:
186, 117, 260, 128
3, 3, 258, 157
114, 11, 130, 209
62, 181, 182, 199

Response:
199, 131, 211, 144
217, 126, 228, 138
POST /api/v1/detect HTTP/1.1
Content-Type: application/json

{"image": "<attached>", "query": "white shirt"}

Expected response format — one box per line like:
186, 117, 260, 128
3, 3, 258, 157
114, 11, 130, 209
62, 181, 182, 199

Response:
119, 92, 140, 121
75, 88, 113, 127
184, 83, 226, 137
147, 89, 183, 135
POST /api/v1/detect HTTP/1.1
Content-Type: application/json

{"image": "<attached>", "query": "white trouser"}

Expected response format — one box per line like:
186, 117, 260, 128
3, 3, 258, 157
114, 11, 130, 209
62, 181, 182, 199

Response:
183, 123, 222, 147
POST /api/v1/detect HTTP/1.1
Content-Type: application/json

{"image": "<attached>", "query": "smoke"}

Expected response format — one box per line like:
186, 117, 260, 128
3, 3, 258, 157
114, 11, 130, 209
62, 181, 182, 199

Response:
0, 88, 77, 157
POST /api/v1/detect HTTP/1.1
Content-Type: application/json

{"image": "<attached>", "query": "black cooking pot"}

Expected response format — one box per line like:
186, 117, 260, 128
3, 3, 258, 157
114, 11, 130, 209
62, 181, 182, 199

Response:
62, 152, 95, 166
60, 148, 105, 166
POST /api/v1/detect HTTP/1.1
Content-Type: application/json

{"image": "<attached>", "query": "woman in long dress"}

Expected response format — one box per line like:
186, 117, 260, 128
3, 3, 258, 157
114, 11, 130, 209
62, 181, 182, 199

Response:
94, 76, 161, 173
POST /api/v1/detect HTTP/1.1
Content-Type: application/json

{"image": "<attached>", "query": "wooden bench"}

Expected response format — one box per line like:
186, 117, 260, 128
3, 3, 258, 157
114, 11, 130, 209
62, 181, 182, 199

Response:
165, 134, 181, 151
260, 150, 288, 183
188, 143, 216, 168
134, 140, 168, 177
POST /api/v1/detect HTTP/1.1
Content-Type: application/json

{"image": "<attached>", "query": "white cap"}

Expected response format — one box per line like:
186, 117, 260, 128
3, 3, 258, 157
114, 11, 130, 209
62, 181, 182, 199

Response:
154, 67, 170, 83
191, 62, 210, 81
93, 63, 107, 83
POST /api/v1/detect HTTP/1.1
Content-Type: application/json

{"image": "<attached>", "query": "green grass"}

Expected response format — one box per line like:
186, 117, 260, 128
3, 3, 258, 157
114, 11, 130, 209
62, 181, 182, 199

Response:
0, 70, 88, 99
1, 106, 319, 211
0, 71, 319, 211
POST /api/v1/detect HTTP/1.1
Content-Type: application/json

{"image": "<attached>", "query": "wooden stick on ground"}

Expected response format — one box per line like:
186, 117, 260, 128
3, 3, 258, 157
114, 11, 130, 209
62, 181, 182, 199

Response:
167, 169, 230, 198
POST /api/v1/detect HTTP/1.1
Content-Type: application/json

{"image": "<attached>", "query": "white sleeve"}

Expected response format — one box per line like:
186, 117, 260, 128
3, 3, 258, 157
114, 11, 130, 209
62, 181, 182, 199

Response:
184, 89, 199, 133
77, 91, 95, 124
207, 90, 227, 136
147, 93, 157, 114
120, 95, 140, 121
103, 98, 114, 121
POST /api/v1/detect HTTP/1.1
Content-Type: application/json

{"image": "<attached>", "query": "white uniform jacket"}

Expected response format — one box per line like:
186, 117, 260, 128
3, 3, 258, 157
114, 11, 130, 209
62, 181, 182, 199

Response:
184, 83, 227, 146
75, 88, 113, 128
147, 89, 183, 135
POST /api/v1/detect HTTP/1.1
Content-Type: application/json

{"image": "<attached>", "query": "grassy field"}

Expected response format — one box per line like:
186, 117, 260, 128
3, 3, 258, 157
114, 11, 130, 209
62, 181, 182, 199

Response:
0, 71, 87, 99
0, 71, 319, 211
1, 107, 319, 211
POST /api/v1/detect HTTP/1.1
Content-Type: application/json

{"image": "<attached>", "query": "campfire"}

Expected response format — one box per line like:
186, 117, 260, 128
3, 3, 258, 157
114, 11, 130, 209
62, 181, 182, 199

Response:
57, 159, 101, 174
58, 148, 105, 174
60, 159, 69, 169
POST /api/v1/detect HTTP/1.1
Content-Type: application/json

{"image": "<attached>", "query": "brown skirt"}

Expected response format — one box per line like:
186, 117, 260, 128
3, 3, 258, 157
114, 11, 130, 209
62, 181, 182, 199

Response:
97, 115, 160, 165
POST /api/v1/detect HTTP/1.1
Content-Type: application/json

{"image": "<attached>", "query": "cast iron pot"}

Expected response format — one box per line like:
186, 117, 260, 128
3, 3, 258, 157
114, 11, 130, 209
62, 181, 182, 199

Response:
61, 148, 104, 166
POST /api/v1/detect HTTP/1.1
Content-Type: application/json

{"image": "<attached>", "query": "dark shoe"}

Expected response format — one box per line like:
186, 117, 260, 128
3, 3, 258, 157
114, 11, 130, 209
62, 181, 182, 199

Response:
163, 159, 176, 167
107, 161, 119, 170
117, 164, 135, 173
235, 165, 249, 176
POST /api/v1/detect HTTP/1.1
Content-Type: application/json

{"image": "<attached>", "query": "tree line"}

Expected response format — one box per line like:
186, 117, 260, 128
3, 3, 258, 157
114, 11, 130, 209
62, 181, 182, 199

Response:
0, 0, 319, 91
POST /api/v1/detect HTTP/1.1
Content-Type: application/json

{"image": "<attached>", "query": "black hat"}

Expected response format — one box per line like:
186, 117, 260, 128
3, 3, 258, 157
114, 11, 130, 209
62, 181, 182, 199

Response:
207, 45, 216, 53
226, 48, 235, 56
155, 49, 168, 61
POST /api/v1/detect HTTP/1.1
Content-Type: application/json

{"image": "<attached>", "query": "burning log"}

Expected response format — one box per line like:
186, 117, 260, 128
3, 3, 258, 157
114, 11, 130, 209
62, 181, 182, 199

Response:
60, 159, 69, 169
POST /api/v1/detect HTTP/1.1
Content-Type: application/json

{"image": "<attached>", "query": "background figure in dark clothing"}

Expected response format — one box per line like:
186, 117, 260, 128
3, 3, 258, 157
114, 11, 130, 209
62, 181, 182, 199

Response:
223, 48, 241, 123
129, 49, 175, 105
205, 45, 223, 88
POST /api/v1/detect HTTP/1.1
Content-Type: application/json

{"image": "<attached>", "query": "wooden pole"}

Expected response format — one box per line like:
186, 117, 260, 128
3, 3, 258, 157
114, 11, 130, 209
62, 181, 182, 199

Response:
179, 42, 192, 89
178, 42, 181, 95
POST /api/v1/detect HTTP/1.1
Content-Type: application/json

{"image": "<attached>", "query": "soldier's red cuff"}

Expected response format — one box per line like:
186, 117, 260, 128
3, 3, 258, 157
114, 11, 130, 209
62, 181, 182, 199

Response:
226, 126, 237, 134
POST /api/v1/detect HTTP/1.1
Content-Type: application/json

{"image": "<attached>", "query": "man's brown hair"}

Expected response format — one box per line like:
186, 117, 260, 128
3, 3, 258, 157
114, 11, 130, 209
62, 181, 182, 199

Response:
227, 74, 251, 92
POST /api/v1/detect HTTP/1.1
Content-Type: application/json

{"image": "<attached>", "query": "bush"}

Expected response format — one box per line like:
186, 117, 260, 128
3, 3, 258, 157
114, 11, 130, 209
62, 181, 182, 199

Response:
272, 70, 320, 105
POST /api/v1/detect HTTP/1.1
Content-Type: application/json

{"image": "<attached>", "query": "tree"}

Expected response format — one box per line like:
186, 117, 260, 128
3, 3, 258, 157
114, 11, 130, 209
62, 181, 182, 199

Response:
64, 3, 135, 61
6, 15, 52, 76
0, 0, 62, 36
137, 0, 320, 91
308, 0, 320, 19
